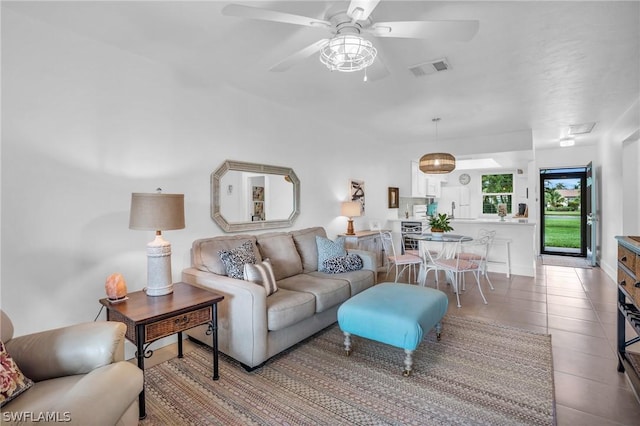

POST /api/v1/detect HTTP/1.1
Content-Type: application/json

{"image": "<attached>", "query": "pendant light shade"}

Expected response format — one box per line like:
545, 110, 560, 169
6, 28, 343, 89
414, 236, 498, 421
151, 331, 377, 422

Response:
419, 118, 456, 174
419, 153, 456, 174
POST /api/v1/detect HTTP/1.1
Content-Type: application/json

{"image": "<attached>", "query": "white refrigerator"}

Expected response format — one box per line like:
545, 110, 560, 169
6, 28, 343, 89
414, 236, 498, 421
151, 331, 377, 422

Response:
438, 185, 471, 218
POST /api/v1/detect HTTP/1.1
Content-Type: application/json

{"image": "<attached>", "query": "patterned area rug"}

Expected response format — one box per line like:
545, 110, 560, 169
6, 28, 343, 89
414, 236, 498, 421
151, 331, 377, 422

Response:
141, 316, 555, 425
541, 255, 592, 269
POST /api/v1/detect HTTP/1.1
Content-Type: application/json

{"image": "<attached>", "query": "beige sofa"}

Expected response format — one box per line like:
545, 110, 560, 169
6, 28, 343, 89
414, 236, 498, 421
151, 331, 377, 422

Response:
182, 226, 376, 370
0, 310, 143, 425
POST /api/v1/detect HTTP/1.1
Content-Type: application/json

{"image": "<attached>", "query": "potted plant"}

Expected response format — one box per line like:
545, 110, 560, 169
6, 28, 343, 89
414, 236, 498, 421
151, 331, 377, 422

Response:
428, 213, 454, 234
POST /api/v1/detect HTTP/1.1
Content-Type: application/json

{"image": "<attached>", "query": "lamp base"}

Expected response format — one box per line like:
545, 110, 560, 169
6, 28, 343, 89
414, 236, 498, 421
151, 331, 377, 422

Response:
146, 234, 174, 297
345, 219, 355, 236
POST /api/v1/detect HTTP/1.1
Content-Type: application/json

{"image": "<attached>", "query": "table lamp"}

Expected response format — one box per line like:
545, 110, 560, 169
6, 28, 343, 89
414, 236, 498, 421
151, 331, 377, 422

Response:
129, 190, 185, 296
341, 201, 361, 236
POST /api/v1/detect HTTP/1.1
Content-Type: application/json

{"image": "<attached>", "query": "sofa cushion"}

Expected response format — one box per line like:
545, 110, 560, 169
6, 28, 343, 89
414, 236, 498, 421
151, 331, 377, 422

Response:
192, 236, 261, 275
290, 227, 327, 273
244, 259, 278, 296
278, 274, 351, 313
0, 340, 34, 407
316, 236, 347, 273
266, 289, 316, 331
308, 269, 374, 297
256, 233, 303, 281
218, 240, 257, 279
322, 254, 364, 274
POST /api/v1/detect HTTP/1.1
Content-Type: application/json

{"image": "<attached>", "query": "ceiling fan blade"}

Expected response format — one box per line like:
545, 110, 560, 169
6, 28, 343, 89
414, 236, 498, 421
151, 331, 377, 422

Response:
270, 39, 330, 72
222, 4, 331, 28
369, 20, 479, 41
347, 0, 381, 21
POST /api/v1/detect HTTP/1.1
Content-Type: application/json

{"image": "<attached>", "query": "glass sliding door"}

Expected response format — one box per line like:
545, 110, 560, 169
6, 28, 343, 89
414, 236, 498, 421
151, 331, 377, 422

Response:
540, 167, 587, 256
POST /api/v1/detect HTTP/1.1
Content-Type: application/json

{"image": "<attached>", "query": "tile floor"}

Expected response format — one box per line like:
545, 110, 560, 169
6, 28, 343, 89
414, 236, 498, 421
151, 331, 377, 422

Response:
409, 260, 640, 425
144, 260, 640, 425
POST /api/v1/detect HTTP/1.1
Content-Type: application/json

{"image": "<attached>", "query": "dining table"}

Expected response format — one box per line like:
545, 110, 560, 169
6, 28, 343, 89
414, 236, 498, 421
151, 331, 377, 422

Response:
406, 233, 473, 259
405, 233, 474, 286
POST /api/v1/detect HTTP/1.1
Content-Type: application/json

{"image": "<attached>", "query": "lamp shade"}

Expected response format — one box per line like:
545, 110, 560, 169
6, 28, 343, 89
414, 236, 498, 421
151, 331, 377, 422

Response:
129, 193, 185, 231
419, 153, 456, 174
341, 201, 362, 218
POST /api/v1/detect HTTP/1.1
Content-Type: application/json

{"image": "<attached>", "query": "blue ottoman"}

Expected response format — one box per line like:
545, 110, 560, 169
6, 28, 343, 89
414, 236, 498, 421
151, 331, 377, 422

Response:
337, 282, 448, 376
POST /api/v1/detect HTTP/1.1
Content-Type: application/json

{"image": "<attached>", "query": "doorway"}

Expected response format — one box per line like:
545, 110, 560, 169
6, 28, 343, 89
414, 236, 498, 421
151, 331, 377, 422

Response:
540, 167, 587, 256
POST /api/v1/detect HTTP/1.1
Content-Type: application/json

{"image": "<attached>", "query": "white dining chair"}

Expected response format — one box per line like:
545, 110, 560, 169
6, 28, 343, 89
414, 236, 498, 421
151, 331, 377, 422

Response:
430, 236, 489, 308
379, 231, 422, 283
418, 240, 445, 289
457, 229, 495, 290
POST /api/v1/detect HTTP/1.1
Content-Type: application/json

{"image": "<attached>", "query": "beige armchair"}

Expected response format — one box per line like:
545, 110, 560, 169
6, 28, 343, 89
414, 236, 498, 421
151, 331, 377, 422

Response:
1, 310, 143, 425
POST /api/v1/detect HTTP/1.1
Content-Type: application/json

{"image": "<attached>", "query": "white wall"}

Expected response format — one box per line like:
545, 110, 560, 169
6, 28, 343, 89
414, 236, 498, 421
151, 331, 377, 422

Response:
622, 135, 640, 234
598, 100, 640, 277
0, 10, 395, 337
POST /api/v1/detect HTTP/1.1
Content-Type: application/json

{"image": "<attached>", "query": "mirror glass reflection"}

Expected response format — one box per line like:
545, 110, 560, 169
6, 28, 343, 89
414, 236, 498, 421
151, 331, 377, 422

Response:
212, 160, 300, 232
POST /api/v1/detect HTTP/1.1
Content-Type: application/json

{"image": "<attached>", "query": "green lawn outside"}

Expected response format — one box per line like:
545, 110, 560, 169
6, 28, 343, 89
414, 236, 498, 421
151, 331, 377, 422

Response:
544, 215, 581, 248
545, 210, 581, 216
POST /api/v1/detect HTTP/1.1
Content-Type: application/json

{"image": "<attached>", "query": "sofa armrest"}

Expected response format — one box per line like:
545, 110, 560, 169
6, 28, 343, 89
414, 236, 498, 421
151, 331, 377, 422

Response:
182, 267, 269, 367
5, 322, 126, 382
347, 249, 377, 273
48, 361, 143, 426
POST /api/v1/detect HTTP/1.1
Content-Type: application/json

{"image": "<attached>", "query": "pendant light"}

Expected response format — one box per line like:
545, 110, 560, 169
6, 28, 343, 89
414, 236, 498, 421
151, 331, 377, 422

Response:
419, 118, 456, 174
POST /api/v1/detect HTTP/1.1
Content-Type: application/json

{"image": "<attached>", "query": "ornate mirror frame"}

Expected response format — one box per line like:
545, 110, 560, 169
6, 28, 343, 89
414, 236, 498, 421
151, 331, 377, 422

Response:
211, 160, 300, 232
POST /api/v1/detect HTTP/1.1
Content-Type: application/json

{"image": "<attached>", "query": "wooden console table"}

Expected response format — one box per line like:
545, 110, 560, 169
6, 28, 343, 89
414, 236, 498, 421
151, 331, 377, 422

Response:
340, 230, 389, 272
99, 282, 224, 419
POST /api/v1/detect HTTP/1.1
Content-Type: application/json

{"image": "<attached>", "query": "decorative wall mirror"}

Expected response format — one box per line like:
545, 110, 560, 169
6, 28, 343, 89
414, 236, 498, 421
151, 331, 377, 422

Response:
211, 160, 300, 232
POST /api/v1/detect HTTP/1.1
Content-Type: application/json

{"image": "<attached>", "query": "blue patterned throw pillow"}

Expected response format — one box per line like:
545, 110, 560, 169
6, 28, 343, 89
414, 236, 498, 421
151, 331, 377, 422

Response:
322, 254, 364, 274
218, 240, 256, 279
316, 236, 346, 273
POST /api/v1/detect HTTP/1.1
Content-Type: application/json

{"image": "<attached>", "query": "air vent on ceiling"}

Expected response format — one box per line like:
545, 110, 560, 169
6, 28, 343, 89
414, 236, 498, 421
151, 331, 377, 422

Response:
568, 122, 596, 135
409, 58, 451, 77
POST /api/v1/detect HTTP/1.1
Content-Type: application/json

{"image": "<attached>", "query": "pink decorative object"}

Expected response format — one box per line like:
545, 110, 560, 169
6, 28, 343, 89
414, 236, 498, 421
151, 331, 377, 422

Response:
105, 273, 128, 301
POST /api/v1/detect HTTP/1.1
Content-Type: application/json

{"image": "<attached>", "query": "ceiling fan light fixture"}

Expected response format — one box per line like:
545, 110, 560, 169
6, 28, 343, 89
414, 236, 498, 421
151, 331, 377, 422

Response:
419, 153, 456, 174
319, 34, 377, 72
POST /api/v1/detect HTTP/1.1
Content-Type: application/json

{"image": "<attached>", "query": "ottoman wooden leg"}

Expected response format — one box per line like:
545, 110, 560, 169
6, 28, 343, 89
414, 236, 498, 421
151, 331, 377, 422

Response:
403, 349, 414, 377
435, 321, 443, 341
343, 332, 352, 356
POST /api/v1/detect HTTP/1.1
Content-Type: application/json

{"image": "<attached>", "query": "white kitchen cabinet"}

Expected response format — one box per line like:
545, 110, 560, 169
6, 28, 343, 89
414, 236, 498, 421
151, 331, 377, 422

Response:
411, 161, 442, 197
425, 175, 442, 198
410, 161, 426, 197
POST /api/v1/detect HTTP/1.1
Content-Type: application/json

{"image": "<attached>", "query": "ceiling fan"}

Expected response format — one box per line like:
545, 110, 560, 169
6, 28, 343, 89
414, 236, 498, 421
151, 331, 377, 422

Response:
222, 0, 479, 79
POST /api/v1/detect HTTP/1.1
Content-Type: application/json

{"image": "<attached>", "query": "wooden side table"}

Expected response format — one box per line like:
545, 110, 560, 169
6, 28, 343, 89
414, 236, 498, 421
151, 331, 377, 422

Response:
99, 282, 224, 419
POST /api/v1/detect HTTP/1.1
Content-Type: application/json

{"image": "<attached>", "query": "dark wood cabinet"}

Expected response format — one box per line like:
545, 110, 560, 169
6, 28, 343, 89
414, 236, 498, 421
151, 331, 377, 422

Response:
615, 236, 640, 397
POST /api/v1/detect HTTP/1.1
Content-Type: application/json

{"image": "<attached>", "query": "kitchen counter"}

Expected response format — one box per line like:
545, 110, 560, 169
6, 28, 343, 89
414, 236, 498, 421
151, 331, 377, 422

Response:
386, 217, 537, 277
451, 218, 534, 225
387, 217, 534, 225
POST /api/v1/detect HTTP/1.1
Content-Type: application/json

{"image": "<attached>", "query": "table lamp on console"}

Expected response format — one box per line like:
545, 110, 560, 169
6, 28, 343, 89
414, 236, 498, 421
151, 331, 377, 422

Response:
129, 189, 185, 296
341, 201, 362, 236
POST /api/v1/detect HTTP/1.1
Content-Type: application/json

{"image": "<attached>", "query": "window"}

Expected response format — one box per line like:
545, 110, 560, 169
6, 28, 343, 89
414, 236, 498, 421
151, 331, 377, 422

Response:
482, 173, 513, 214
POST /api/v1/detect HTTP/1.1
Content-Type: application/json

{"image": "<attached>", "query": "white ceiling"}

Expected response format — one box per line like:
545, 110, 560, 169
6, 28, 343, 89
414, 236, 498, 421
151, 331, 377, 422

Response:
5, 1, 639, 156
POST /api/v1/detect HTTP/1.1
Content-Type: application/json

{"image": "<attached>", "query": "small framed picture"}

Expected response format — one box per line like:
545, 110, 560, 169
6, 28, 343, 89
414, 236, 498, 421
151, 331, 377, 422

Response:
252, 186, 264, 201
388, 187, 399, 209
